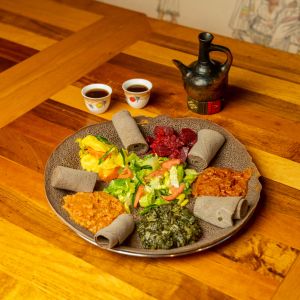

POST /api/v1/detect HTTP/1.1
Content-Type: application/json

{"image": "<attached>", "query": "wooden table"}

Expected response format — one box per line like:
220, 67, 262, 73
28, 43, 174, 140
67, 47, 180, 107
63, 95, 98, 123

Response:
0, 1, 299, 299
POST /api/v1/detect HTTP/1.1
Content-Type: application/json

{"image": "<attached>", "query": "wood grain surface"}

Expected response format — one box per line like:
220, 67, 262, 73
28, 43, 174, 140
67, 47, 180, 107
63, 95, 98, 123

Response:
0, 1, 299, 299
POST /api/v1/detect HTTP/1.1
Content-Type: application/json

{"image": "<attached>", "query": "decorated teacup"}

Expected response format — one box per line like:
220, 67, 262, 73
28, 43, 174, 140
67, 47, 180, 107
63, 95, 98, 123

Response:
122, 78, 152, 109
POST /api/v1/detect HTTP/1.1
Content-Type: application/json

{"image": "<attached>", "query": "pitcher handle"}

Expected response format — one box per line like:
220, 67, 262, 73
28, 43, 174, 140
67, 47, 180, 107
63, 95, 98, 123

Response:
209, 44, 233, 73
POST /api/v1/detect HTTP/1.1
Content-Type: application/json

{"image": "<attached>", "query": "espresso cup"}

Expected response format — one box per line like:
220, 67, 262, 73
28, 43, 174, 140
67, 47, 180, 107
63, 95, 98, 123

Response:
122, 78, 152, 109
81, 83, 112, 114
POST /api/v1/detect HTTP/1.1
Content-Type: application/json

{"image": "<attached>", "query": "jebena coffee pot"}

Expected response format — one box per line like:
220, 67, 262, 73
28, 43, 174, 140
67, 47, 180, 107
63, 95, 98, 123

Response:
173, 32, 233, 114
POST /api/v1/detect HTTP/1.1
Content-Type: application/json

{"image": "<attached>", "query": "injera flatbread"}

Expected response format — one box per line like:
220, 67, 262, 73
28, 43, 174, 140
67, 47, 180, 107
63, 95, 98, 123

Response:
51, 166, 97, 192
193, 196, 249, 228
94, 214, 135, 248
188, 129, 225, 171
112, 110, 148, 155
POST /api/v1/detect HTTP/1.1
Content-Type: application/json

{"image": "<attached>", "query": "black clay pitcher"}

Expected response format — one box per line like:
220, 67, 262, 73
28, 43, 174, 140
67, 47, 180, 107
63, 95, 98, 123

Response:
173, 32, 233, 114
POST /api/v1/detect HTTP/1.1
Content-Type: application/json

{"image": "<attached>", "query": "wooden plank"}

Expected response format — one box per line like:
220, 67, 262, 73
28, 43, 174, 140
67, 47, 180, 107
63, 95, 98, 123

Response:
161, 252, 278, 300
59, 0, 142, 18
273, 256, 300, 300
0, 127, 51, 173
33, 99, 104, 131
0, 57, 15, 72
0, 23, 57, 51
123, 41, 300, 105
248, 208, 300, 250
215, 234, 299, 281
0, 218, 156, 300
0, 0, 101, 32
2, 112, 74, 147
248, 146, 300, 190
210, 116, 300, 163
0, 271, 54, 300
0, 38, 37, 62
261, 178, 300, 220
0, 12, 150, 128
0, 155, 56, 210
0, 8, 72, 40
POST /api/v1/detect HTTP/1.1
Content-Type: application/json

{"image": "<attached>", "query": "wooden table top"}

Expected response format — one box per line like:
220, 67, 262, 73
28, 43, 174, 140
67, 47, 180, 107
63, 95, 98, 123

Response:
0, 1, 299, 299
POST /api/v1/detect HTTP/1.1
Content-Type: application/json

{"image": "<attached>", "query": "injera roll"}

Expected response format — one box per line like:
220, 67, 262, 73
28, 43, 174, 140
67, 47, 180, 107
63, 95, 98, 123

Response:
193, 196, 249, 228
94, 214, 135, 248
51, 166, 97, 192
112, 110, 149, 155
187, 129, 225, 171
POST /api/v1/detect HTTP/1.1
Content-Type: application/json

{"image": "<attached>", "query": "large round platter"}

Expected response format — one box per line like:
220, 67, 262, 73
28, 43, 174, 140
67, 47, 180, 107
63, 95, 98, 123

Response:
45, 115, 261, 257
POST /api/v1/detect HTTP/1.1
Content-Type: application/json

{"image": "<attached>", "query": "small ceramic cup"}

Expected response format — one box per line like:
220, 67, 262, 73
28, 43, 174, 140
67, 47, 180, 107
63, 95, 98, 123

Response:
122, 78, 152, 109
81, 83, 112, 114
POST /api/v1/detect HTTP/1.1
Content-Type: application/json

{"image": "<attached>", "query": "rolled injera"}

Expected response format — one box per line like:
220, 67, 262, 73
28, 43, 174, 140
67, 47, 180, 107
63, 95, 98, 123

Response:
94, 214, 135, 248
187, 129, 225, 171
51, 166, 97, 192
193, 196, 249, 228
112, 110, 149, 155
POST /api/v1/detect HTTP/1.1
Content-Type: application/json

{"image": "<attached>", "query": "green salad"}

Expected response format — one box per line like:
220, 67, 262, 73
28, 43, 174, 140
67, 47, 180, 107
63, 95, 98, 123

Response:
104, 151, 198, 213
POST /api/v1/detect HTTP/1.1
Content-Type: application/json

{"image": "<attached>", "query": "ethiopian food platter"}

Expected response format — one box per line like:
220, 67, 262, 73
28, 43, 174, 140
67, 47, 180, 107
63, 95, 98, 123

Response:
45, 110, 261, 257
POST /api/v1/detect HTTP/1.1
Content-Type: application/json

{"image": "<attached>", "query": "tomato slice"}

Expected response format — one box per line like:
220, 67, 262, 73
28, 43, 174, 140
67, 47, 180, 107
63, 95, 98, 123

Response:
163, 183, 185, 201
145, 169, 167, 181
161, 159, 181, 169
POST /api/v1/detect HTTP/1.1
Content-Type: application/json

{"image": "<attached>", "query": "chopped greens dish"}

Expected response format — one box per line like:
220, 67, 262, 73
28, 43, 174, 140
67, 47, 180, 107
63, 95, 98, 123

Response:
136, 203, 202, 249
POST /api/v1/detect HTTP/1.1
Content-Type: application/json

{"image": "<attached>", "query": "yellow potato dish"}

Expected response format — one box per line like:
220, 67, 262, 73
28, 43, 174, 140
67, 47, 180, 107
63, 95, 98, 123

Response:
76, 135, 125, 181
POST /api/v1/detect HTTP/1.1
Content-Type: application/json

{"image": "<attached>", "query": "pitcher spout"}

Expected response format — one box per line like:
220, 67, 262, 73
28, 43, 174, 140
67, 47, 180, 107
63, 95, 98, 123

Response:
172, 59, 191, 77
